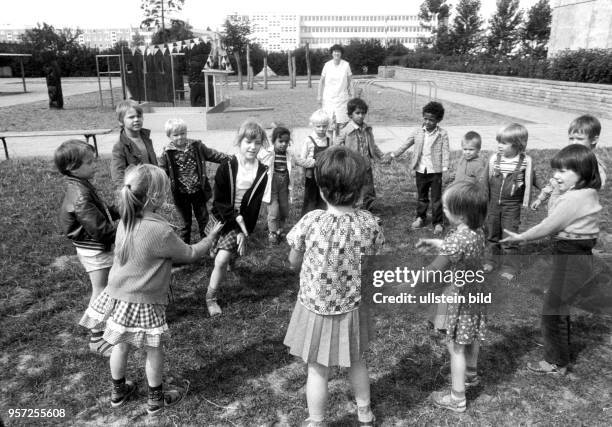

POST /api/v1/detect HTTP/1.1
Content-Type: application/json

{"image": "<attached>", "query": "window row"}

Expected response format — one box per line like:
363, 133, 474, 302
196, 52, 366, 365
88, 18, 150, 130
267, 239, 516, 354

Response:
301, 15, 420, 22
302, 26, 423, 33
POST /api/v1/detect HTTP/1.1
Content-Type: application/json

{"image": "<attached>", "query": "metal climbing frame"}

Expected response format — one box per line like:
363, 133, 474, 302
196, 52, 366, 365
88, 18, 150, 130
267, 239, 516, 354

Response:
95, 54, 126, 108
352, 78, 438, 112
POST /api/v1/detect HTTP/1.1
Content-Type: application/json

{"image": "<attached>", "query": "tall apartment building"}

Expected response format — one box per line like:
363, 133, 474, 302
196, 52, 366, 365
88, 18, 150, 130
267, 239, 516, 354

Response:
0, 25, 153, 49
230, 13, 432, 52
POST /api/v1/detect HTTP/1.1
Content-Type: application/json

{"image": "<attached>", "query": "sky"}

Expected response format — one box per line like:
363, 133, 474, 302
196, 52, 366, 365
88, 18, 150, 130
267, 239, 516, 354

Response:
1, 0, 543, 31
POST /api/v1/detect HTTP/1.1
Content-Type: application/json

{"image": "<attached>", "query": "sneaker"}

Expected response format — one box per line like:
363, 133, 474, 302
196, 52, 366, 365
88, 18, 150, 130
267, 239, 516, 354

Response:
147, 381, 189, 416
482, 263, 495, 273
110, 380, 136, 408
411, 217, 425, 229
357, 405, 376, 426
526, 360, 567, 375
500, 271, 515, 281
268, 232, 279, 244
301, 418, 327, 427
89, 335, 113, 357
430, 390, 466, 413
433, 224, 444, 235
206, 298, 222, 317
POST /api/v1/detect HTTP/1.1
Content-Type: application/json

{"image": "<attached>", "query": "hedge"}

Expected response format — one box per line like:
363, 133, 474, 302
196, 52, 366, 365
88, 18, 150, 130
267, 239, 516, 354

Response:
385, 49, 612, 84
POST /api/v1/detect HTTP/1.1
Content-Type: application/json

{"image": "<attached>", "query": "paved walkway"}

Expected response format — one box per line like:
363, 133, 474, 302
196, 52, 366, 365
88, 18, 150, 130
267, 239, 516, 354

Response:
1, 77, 610, 159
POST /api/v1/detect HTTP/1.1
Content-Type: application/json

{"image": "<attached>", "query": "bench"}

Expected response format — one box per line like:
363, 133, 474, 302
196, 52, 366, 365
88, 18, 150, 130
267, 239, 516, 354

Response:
0, 128, 115, 159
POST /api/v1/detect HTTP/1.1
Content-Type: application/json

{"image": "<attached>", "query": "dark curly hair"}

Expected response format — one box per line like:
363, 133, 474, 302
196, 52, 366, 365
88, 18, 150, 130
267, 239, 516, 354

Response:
422, 101, 445, 121
347, 97, 368, 116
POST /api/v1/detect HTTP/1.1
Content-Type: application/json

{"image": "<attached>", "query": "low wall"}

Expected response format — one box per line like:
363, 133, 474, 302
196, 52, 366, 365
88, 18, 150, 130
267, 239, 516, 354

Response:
379, 66, 612, 119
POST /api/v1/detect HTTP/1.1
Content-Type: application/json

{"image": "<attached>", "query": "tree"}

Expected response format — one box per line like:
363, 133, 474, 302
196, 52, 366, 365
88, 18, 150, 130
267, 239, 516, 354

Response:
223, 18, 251, 89
140, 0, 185, 35
131, 31, 145, 47
20, 23, 81, 59
521, 0, 552, 58
450, 0, 483, 55
151, 19, 194, 44
419, 0, 452, 54
486, 0, 523, 56
344, 39, 387, 74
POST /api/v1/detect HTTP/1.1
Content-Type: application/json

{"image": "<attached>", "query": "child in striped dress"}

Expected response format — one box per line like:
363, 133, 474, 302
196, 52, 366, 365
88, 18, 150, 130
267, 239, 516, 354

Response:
285, 146, 384, 426
80, 164, 223, 415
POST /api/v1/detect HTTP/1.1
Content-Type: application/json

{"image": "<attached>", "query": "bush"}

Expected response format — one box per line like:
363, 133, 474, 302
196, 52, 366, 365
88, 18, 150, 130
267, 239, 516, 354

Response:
387, 48, 611, 84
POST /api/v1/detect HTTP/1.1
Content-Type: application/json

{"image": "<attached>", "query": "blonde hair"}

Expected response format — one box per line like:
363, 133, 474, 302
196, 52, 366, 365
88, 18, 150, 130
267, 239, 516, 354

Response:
116, 100, 143, 124
165, 118, 188, 138
234, 120, 269, 148
309, 109, 330, 126
496, 123, 528, 153
116, 164, 170, 265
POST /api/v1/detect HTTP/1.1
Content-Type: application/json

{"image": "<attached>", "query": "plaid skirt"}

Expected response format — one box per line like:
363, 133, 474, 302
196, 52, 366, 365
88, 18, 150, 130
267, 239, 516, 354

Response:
79, 291, 169, 348
209, 228, 239, 255
283, 302, 372, 368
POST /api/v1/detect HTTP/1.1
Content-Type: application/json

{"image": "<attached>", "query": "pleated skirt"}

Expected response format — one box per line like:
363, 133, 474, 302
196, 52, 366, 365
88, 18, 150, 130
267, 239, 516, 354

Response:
283, 302, 372, 367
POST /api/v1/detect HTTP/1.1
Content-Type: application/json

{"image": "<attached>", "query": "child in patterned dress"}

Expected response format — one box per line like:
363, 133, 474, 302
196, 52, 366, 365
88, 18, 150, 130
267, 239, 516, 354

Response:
284, 146, 384, 426
416, 181, 488, 413
79, 164, 223, 415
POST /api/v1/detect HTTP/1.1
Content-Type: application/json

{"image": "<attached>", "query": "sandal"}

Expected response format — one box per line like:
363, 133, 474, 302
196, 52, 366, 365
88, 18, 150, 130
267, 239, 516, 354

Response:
526, 360, 567, 375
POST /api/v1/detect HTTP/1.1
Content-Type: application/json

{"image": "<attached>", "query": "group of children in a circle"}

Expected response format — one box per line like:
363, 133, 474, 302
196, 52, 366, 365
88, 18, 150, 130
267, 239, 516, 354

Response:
55, 96, 605, 423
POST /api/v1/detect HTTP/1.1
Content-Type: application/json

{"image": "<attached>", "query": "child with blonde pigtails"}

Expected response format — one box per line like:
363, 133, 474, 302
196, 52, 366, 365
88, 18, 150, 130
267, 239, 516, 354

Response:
80, 164, 222, 415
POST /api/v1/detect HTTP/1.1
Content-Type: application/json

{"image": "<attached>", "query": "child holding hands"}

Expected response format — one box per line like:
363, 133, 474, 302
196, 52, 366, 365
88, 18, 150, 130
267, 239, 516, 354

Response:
335, 98, 385, 211
502, 144, 601, 375
79, 164, 223, 414
205, 120, 269, 316
389, 101, 450, 234
159, 118, 230, 243
531, 114, 606, 211
416, 181, 488, 413
285, 146, 384, 426
56, 140, 119, 356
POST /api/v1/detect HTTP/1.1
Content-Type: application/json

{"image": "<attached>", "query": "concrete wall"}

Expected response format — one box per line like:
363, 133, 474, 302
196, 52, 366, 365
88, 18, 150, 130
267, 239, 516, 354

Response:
379, 66, 612, 119
548, 0, 612, 55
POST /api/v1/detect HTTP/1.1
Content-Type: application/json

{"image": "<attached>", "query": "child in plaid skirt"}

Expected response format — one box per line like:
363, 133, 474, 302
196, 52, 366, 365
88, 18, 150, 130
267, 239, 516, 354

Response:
80, 164, 222, 415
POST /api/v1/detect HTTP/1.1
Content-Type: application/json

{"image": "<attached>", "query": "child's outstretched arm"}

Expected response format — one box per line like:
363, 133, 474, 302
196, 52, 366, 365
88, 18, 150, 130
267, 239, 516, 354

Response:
390, 131, 416, 159
163, 220, 224, 263
199, 141, 231, 164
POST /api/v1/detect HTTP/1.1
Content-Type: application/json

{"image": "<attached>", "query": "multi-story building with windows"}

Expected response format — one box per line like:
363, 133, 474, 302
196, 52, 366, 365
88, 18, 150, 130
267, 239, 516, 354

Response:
228, 13, 433, 52
0, 25, 153, 49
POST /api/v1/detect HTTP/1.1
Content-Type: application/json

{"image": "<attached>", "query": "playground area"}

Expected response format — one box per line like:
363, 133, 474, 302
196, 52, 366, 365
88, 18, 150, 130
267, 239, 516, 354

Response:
1, 69, 612, 425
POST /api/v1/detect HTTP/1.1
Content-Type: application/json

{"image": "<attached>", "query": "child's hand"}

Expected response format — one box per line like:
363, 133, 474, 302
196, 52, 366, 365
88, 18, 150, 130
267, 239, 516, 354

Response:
416, 238, 444, 254
237, 233, 247, 256
530, 199, 541, 211
209, 221, 225, 237
499, 229, 524, 243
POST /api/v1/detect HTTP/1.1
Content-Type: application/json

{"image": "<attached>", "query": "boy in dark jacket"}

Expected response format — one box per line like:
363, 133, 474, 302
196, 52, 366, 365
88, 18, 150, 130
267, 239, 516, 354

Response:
159, 119, 230, 243
55, 139, 118, 357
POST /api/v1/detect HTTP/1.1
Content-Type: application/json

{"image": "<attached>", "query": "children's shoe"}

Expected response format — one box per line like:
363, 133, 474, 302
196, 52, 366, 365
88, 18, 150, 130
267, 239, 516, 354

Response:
89, 335, 113, 357
411, 217, 425, 229
526, 360, 567, 375
433, 224, 444, 235
206, 298, 222, 317
301, 418, 327, 427
482, 263, 495, 273
268, 232, 279, 244
357, 404, 376, 426
147, 381, 189, 416
430, 390, 466, 413
110, 380, 136, 408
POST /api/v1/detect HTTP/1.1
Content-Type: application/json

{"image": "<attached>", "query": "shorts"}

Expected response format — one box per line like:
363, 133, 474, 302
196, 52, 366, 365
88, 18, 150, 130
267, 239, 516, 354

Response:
76, 247, 114, 273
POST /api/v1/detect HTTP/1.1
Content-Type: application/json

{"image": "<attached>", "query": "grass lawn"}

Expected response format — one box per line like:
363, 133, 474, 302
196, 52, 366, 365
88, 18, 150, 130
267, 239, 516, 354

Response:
1, 148, 612, 426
